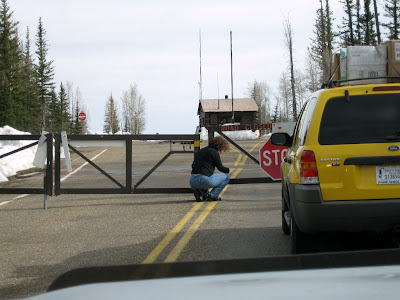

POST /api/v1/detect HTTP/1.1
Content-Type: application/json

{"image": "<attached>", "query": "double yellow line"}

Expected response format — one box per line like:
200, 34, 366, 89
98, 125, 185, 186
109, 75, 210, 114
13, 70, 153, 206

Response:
141, 138, 267, 264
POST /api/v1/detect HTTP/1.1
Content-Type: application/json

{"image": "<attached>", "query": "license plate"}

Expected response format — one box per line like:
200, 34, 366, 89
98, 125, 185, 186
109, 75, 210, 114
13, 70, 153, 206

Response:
376, 166, 400, 184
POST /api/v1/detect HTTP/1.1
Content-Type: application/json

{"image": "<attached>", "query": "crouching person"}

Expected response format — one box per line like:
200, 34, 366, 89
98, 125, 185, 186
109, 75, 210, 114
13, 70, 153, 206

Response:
190, 136, 230, 202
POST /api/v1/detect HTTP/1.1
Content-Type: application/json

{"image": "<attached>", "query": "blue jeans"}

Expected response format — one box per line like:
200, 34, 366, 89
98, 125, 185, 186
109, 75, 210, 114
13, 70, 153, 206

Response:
190, 173, 230, 198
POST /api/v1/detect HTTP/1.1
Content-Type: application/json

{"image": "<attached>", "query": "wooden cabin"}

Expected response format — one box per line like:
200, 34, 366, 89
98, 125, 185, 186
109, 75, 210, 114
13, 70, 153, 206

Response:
198, 97, 258, 128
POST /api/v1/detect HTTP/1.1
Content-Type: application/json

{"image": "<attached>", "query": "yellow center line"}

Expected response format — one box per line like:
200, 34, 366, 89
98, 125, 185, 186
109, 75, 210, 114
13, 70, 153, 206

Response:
234, 153, 243, 166
164, 168, 242, 263
240, 137, 268, 165
142, 139, 263, 265
141, 202, 203, 264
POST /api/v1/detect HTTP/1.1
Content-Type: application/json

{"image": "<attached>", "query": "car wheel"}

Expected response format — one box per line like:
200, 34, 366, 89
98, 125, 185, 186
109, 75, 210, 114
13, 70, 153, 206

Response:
290, 213, 319, 254
290, 215, 303, 254
281, 188, 290, 235
290, 213, 309, 254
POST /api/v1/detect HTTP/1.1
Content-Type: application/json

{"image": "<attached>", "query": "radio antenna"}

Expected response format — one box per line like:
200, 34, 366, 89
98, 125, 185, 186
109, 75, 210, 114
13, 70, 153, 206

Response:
199, 29, 203, 101
230, 31, 234, 123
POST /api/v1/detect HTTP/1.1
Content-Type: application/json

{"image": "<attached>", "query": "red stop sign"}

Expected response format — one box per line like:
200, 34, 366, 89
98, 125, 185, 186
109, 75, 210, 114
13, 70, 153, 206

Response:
259, 139, 289, 180
78, 112, 86, 122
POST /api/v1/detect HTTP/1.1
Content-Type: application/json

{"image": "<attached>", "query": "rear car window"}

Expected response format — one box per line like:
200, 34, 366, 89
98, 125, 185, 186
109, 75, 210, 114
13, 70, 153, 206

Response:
319, 94, 400, 145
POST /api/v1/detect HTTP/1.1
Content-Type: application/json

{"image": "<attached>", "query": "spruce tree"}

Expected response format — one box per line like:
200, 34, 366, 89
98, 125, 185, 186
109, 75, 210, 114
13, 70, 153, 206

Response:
310, 0, 336, 84
20, 27, 41, 133
340, 0, 357, 45
0, 0, 21, 128
70, 87, 86, 134
360, 0, 377, 44
72, 100, 82, 134
271, 104, 279, 123
383, 0, 400, 40
103, 94, 119, 134
57, 82, 70, 132
35, 17, 55, 131
355, 0, 363, 43
48, 87, 58, 132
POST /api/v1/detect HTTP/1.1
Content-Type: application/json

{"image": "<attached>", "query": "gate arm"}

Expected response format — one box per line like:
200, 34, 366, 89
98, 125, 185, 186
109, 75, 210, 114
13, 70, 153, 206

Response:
0, 141, 38, 160
68, 144, 125, 190
216, 130, 260, 165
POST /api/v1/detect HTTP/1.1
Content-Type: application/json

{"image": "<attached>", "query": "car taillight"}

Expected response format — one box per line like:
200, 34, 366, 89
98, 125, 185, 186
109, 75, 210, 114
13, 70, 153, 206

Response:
300, 150, 319, 184
372, 86, 400, 92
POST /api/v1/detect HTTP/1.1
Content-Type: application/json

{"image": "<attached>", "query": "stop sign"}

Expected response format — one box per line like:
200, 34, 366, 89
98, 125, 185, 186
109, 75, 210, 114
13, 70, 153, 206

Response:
78, 112, 86, 122
259, 139, 289, 180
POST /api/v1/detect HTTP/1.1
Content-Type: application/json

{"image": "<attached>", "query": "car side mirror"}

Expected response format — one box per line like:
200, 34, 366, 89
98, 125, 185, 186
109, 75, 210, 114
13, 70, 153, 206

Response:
270, 133, 293, 147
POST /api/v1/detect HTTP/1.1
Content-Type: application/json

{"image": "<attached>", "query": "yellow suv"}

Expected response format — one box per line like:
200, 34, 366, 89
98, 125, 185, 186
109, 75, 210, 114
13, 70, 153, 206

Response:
271, 83, 400, 254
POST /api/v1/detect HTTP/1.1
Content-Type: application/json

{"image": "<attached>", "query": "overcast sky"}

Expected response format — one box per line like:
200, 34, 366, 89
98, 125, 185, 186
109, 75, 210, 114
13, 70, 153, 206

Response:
12, 0, 343, 134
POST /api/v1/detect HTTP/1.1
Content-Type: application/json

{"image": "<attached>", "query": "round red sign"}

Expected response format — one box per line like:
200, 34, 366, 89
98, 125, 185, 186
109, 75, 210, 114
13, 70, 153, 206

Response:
78, 112, 86, 122
259, 139, 289, 180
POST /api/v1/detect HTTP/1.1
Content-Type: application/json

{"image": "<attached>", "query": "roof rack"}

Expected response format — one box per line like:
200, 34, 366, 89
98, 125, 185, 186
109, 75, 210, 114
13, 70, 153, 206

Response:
324, 76, 400, 89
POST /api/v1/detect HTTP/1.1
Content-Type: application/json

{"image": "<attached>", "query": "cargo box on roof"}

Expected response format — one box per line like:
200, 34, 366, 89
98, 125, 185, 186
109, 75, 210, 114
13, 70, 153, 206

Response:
382, 40, 400, 83
339, 45, 387, 85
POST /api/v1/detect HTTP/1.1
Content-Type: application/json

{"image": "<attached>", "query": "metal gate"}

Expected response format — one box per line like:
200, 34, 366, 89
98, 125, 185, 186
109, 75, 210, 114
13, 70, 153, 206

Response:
54, 134, 199, 195
0, 130, 277, 199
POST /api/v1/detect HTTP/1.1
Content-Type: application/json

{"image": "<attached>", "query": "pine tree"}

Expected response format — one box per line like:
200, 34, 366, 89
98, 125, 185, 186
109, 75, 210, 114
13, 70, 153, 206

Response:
70, 87, 86, 134
340, 0, 357, 45
0, 0, 21, 128
35, 17, 55, 131
20, 27, 41, 133
72, 100, 82, 134
355, 0, 363, 43
104, 94, 119, 134
47, 87, 58, 132
57, 82, 70, 132
383, 0, 400, 40
359, 0, 377, 44
271, 104, 279, 123
310, 0, 336, 85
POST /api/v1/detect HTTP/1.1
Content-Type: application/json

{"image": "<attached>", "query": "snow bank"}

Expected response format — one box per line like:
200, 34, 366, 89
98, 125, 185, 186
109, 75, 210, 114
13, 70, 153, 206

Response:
199, 127, 260, 141
0, 126, 37, 183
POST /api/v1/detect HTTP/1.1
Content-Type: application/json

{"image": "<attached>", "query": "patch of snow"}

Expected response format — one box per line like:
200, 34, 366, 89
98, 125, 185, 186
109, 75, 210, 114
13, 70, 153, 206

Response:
0, 126, 37, 183
199, 127, 261, 141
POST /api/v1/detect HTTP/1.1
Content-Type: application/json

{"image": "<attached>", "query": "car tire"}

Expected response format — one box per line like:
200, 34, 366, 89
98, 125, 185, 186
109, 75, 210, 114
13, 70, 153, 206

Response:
282, 188, 290, 235
290, 213, 310, 254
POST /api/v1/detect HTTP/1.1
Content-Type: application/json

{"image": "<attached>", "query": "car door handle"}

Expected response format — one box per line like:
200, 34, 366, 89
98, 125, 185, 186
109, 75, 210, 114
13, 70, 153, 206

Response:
284, 157, 292, 164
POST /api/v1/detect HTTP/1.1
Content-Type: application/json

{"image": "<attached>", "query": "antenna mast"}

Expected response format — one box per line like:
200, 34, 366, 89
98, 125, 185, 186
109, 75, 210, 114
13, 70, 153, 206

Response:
199, 29, 203, 101
230, 31, 234, 123
217, 72, 220, 110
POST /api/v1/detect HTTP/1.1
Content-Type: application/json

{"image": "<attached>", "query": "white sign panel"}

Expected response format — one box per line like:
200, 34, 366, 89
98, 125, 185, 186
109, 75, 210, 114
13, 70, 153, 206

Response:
33, 132, 48, 168
61, 131, 72, 172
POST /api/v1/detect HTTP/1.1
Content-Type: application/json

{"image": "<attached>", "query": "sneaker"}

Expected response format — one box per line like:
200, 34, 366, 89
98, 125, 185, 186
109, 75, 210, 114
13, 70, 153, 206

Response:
207, 195, 221, 201
193, 189, 203, 202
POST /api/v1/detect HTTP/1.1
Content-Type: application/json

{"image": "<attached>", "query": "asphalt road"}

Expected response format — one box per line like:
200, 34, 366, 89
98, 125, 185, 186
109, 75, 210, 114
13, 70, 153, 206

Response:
0, 138, 289, 299
1, 138, 398, 299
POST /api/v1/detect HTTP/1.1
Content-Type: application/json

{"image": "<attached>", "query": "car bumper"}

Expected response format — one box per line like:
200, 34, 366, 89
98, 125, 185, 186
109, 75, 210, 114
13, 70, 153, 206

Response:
288, 184, 400, 233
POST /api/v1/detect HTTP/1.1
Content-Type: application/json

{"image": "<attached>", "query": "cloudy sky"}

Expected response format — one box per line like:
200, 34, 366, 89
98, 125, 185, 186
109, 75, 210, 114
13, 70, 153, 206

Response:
12, 0, 343, 134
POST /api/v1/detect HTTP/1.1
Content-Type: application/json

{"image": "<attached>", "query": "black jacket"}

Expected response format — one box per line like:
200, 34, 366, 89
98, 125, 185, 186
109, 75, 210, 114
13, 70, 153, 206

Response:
191, 146, 229, 176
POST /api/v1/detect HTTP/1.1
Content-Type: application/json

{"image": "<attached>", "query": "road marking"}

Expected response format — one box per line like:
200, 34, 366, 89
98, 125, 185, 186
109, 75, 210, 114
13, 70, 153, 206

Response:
240, 138, 268, 165
0, 149, 108, 207
142, 202, 203, 264
60, 149, 108, 183
164, 201, 217, 262
234, 153, 243, 166
142, 139, 262, 264
163, 167, 241, 263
